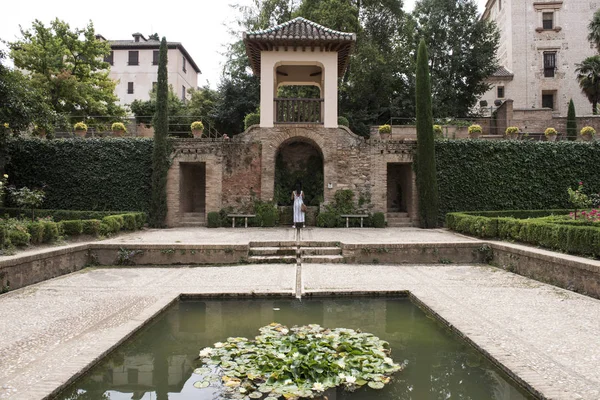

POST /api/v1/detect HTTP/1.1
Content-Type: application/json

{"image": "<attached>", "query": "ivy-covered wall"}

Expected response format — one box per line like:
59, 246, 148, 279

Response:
6, 138, 153, 211
436, 141, 600, 217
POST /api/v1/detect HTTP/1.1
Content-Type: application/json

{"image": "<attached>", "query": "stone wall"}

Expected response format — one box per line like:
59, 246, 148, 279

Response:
166, 127, 419, 227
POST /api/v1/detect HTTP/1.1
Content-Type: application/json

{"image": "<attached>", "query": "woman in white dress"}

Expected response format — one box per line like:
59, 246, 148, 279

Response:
291, 183, 305, 228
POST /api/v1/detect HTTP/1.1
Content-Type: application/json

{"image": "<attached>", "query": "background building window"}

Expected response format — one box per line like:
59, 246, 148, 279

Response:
182, 57, 187, 73
127, 82, 134, 94
104, 51, 113, 65
182, 85, 186, 101
542, 93, 554, 109
543, 52, 556, 77
128, 51, 139, 65
497, 86, 505, 98
498, 0, 501, 11
153, 50, 159, 65
542, 12, 554, 30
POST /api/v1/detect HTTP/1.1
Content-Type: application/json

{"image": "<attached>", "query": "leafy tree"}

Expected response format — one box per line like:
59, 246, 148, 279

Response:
130, 85, 189, 136
148, 33, 160, 41
415, 39, 438, 228
588, 9, 600, 52
576, 56, 600, 115
8, 19, 125, 125
412, 0, 499, 117
149, 38, 169, 228
187, 85, 220, 133
567, 99, 577, 140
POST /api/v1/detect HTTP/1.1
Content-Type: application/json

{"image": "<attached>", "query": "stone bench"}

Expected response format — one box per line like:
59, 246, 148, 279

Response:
227, 214, 256, 228
340, 214, 369, 228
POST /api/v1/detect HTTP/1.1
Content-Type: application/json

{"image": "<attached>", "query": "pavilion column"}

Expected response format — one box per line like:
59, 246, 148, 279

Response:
323, 55, 338, 128
260, 56, 275, 128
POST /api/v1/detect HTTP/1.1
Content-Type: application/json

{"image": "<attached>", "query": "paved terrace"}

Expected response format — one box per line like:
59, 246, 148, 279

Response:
0, 228, 599, 399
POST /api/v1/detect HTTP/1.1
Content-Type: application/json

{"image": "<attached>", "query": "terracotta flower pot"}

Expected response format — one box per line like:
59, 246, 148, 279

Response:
192, 129, 204, 138
75, 129, 87, 138
469, 132, 481, 139
113, 129, 125, 137
580, 133, 594, 142
380, 132, 391, 140
546, 134, 557, 142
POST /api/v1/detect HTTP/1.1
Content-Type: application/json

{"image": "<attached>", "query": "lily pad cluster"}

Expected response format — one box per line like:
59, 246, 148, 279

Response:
194, 323, 406, 399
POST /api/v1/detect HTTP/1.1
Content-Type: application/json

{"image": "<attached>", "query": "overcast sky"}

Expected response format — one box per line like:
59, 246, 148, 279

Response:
1, 0, 486, 89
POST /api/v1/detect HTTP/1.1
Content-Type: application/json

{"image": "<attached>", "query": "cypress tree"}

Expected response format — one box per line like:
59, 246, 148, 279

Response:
415, 39, 439, 228
567, 99, 577, 141
149, 37, 169, 227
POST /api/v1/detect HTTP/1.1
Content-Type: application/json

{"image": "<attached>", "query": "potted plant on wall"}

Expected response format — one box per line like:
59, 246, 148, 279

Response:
378, 124, 392, 140
468, 124, 482, 139
111, 122, 127, 137
544, 127, 558, 142
580, 126, 596, 142
505, 126, 519, 140
433, 124, 443, 139
73, 122, 88, 138
191, 121, 204, 138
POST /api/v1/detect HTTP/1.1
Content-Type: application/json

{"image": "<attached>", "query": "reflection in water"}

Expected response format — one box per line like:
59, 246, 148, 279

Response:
57, 298, 533, 400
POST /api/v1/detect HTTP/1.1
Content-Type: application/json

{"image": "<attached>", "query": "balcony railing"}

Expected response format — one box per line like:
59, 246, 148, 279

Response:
274, 98, 324, 124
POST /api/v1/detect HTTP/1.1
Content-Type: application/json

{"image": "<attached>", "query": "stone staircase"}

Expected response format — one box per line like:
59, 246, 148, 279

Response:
386, 212, 413, 228
181, 212, 206, 227
248, 241, 343, 264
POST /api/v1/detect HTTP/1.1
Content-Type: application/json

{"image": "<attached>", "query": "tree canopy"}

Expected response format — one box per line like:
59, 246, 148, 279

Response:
575, 56, 600, 115
8, 18, 125, 125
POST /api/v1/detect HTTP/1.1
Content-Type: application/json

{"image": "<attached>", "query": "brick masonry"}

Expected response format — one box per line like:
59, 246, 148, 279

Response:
166, 127, 419, 227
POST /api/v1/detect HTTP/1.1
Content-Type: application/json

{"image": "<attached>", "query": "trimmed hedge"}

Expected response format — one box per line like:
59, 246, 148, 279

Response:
436, 141, 600, 219
207, 212, 221, 228
0, 208, 134, 221
0, 211, 145, 249
5, 138, 153, 211
446, 210, 600, 257
372, 212, 386, 228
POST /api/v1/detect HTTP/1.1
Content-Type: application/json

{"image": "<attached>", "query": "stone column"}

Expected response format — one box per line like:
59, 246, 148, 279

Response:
260, 54, 275, 128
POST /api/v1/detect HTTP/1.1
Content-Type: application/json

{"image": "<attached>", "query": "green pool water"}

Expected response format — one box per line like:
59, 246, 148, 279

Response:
57, 297, 534, 400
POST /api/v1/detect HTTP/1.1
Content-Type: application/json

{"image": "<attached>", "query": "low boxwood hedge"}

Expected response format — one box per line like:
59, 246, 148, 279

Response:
446, 210, 600, 257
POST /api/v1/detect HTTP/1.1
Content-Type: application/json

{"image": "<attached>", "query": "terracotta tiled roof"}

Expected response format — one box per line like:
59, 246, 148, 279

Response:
245, 17, 355, 41
243, 17, 356, 77
492, 66, 514, 78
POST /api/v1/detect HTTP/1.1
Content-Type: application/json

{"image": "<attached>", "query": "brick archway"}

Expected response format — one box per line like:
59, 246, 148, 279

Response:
260, 127, 331, 203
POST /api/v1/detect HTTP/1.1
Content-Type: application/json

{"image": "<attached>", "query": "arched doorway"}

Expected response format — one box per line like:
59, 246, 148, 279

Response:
274, 138, 324, 210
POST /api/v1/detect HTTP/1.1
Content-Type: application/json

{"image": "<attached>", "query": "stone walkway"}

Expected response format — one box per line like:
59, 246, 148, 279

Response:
1, 263, 599, 399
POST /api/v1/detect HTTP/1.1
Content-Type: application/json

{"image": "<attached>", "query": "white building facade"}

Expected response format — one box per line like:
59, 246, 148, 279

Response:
480, 0, 597, 116
101, 33, 200, 105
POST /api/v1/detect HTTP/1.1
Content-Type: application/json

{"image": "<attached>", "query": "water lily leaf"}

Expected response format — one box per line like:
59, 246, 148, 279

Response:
193, 380, 210, 388
248, 392, 263, 398
193, 367, 211, 375
368, 381, 385, 389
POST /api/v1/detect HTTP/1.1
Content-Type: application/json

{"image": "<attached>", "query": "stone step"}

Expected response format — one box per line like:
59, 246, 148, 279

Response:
298, 241, 341, 248
182, 217, 205, 223
250, 241, 298, 248
387, 222, 414, 228
387, 212, 409, 218
247, 255, 297, 264
249, 247, 297, 256
302, 255, 345, 263
300, 247, 342, 256
181, 222, 206, 227
183, 212, 205, 217
386, 218, 412, 224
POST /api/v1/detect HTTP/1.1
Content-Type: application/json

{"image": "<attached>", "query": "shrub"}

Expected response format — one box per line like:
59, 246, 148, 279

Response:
122, 213, 137, 230
567, 99, 577, 140
134, 212, 146, 229
41, 221, 59, 242
254, 201, 279, 227
190, 121, 204, 131
378, 124, 391, 134
338, 116, 350, 127
207, 211, 221, 228
27, 222, 45, 244
82, 219, 102, 235
99, 223, 112, 237
0, 225, 6, 247
244, 113, 260, 130
544, 127, 557, 136
8, 229, 30, 247
111, 122, 127, 132
372, 212, 386, 228
74, 122, 88, 131
581, 126, 596, 137
317, 211, 339, 228
468, 124, 482, 135
505, 126, 519, 135
60, 220, 83, 236
102, 215, 123, 233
